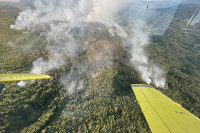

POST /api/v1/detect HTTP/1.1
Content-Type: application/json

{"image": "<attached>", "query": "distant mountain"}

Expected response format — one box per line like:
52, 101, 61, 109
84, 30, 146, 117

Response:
147, 2, 200, 35
183, 0, 200, 5
0, 1, 30, 9
167, 3, 200, 30
147, 6, 178, 35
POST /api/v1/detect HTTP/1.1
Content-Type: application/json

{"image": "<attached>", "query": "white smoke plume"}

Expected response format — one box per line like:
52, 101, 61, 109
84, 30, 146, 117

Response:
31, 57, 65, 74
128, 20, 166, 88
84, 0, 122, 25
10, 0, 124, 30
17, 81, 27, 87
60, 72, 84, 95
11, 0, 167, 90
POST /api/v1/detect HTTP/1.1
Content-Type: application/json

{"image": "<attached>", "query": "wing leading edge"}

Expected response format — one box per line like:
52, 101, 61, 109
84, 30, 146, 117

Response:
0, 74, 51, 82
131, 84, 200, 133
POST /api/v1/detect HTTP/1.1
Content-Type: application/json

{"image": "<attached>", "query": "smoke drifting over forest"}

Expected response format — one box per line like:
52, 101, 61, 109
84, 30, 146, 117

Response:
11, 0, 167, 90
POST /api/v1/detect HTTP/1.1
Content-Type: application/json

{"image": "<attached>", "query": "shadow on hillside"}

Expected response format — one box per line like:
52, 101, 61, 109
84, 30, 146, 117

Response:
112, 71, 143, 96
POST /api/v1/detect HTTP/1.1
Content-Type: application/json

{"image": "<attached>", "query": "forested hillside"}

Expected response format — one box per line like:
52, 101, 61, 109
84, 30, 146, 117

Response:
0, 3, 199, 133
150, 3, 200, 117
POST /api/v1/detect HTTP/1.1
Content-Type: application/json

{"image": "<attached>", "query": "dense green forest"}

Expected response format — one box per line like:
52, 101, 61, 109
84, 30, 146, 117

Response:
0, 4, 200, 133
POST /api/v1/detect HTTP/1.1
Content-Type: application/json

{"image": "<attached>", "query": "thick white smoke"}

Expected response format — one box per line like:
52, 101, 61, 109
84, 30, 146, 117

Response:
84, 0, 122, 25
10, 0, 123, 30
11, 0, 167, 89
128, 20, 166, 88
17, 81, 27, 87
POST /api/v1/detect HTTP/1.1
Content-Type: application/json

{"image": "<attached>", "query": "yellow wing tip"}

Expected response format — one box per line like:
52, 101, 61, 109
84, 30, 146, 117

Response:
45, 75, 51, 79
174, 102, 182, 107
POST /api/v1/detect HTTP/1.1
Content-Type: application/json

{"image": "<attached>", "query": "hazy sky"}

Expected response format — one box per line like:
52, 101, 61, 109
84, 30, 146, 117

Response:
0, 0, 20, 2
0, 0, 185, 3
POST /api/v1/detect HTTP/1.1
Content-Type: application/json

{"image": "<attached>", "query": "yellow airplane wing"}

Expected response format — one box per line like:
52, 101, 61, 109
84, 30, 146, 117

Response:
0, 74, 51, 82
131, 84, 200, 133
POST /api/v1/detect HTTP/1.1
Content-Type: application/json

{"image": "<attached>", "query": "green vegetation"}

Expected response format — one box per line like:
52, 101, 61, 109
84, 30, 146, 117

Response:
149, 4, 200, 117
0, 4, 200, 133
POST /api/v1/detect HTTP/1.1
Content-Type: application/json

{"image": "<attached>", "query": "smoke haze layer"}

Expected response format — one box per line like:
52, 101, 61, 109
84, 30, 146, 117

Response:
11, 0, 167, 89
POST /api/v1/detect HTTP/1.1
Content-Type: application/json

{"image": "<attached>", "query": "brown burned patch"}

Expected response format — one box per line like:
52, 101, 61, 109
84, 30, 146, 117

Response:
77, 38, 125, 79
85, 39, 117, 63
